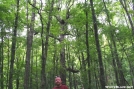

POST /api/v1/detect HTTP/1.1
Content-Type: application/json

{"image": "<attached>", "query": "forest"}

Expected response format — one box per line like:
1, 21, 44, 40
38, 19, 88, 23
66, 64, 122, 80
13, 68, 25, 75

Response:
0, 0, 134, 89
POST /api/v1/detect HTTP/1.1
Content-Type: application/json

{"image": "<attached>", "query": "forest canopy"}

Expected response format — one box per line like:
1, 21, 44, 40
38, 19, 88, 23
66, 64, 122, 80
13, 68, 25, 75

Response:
0, 0, 134, 89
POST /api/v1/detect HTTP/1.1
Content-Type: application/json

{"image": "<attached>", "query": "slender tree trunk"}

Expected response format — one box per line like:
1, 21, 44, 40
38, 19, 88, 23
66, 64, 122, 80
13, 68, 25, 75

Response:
102, 1, 120, 86
66, 45, 73, 89
116, 36, 134, 86
69, 71, 72, 89
81, 52, 88, 89
59, 32, 66, 84
121, 1, 134, 86
54, 0, 73, 84
73, 72, 77, 89
120, 0, 134, 35
30, 50, 33, 89
102, 1, 126, 87
24, 0, 36, 88
108, 40, 120, 86
85, 0, 91, 88
56, 12, 66, 86
52, 39, 57, 81
113, 40, 126, 87
59, 20, 66, 83
0, 27, 4, 89
108, 26, 126, 89
40, 10, 45, 89
90, 0, 106, 88
6, 35, 10, 89
112, 58, 120, 86
76, 29, 88, 89
35, 49, 39, 89
40, 0, 54, 89
94, 67, 99, 89
8, 0, 19, 89
16, 58, 19, 89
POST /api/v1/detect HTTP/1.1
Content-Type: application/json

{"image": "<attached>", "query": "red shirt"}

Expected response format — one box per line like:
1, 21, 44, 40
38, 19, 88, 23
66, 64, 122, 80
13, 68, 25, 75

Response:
53, 85, 69, 89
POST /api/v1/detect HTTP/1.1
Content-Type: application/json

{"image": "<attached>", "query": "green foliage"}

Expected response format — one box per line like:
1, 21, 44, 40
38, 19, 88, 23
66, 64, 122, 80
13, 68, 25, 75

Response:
0, 0, 134, 89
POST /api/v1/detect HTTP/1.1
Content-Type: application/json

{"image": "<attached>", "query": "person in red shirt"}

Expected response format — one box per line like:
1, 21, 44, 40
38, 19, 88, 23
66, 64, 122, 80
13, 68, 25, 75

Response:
52, 77, 69, 89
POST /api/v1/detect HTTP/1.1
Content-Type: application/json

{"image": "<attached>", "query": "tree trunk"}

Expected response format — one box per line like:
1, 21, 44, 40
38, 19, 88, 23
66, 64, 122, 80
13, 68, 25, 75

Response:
85, 0, 91, 88
59, 31, 66, 84
8, 0, 19, 89
102, 0, 126, 87
113, 40, 126, 87
24, 0, 36, 88
73, 72, 77, 89
108, 40, 120, 86
120, 0, 134, 35
69, 71, 72, 89
35, 49, 39, 89
116, 35, 134, 86
40, 11, 45, 89
81, 52, 88, 89
30, 50, 33, 89
76, 28, 88, 89
102, 1, 120, 86
94, 67, 99, 89
54, 0, 73, 84
40, 0, 54, 89
56, 11, 66, 86
6, 35, 10, 89
0, 27, 4, 89
90, 0, 106, 88
16, 58, 20, 89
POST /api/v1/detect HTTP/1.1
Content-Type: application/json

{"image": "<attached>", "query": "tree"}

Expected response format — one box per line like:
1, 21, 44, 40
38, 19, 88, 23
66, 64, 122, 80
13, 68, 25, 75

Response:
85, 0, 91, 88
120, 0, 134, 35
54, 0, 74, 84
0, 0, 134, 89
40, 0, 54, 88
90, 0, 106, 88
0, 25, 4, 89
8, 0, 20, 89
24, 0, 36, 88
